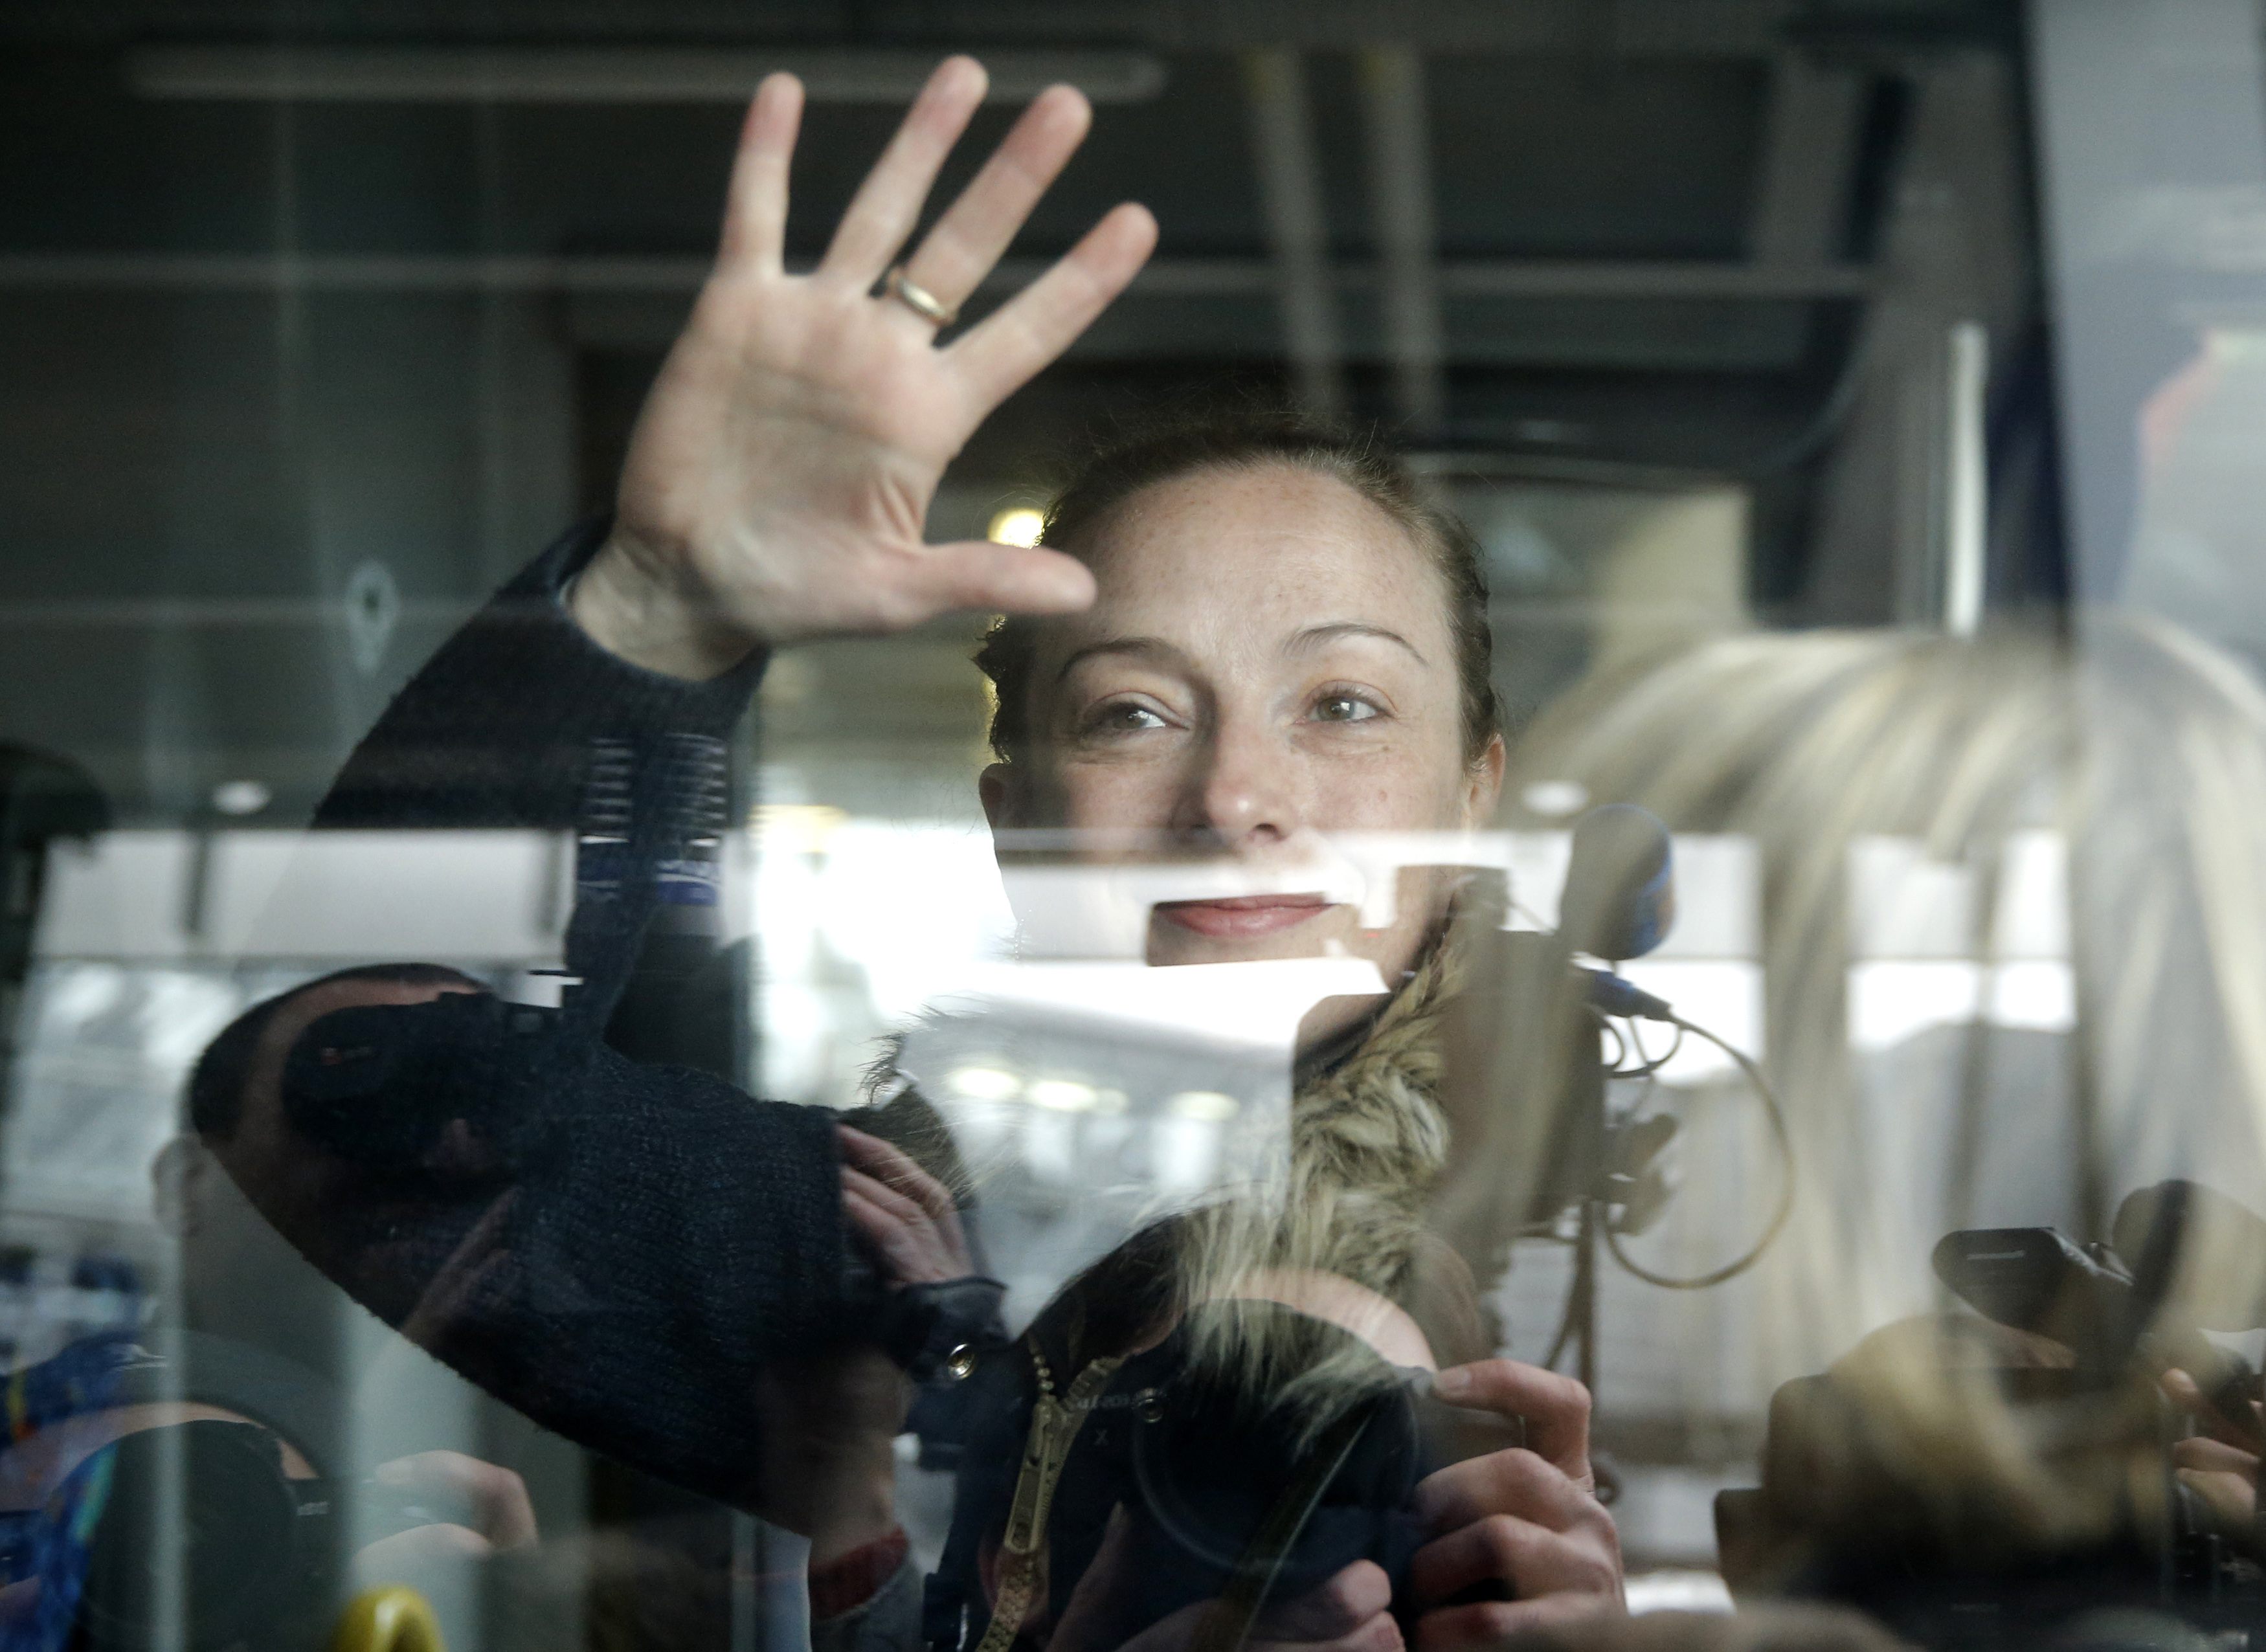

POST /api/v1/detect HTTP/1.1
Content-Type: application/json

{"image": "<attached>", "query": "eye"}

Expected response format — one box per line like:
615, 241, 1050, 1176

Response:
1084, 700, 1168, 735
1311, 692, 1382, 724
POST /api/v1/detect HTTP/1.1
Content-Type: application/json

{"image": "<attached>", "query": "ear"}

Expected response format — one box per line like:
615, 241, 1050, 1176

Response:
1463, 732, 1507, 826
979, 763, 1019, 831
151, 1136, 207, 1239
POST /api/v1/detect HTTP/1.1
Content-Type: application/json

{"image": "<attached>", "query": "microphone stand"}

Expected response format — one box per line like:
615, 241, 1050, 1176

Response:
1573, 1193, 1602, 1398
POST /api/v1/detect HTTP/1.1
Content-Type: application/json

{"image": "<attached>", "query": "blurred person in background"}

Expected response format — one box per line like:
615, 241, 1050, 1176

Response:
176, 950, 988, 1563
0, 965, 539, 1649
157, 962, 540, 1577
1442, 614, 2266, 1645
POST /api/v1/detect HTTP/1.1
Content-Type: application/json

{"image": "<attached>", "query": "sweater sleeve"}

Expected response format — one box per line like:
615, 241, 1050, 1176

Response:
274, 520, 872, 1515
314, 517, 768, 833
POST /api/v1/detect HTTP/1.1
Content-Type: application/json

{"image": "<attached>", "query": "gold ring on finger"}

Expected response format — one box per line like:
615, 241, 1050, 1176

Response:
882, 265, 959, 328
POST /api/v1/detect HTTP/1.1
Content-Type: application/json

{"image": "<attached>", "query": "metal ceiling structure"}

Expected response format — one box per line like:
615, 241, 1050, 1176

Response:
0, 0, 2043, 815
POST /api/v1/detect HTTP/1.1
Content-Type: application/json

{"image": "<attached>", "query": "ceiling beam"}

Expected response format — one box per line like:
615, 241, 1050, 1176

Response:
1358, 46, 1446, 435
0, 252, 1876, 299
8, 1, 1808, 56
1750, 49, 1869, 266
1242, 48, 1345, 418
128, 43, 1169, 104
1171, 0, 1801, 54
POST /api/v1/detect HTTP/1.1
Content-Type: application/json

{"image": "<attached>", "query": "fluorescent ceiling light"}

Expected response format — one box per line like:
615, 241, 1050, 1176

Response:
128, 45, 1168, 105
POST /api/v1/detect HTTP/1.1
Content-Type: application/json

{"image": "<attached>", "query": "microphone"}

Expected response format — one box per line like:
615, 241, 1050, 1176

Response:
1558, 805, 1674, 963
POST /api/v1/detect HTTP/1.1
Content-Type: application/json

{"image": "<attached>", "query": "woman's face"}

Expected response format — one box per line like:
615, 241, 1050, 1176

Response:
982, 463, 1504, 1012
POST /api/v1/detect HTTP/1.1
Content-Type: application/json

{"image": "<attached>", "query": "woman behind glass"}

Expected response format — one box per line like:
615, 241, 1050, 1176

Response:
566, 58, 1623, 1649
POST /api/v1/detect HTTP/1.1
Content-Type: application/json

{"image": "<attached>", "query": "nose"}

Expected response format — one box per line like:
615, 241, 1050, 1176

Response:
1172, 713, 1307, 849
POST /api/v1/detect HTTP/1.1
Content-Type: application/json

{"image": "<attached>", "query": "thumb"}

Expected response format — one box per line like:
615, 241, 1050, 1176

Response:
917, 540, 1096, 621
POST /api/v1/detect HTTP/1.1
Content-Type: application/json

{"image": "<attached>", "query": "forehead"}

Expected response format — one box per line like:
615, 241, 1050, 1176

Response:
1062, 462, 1448, 638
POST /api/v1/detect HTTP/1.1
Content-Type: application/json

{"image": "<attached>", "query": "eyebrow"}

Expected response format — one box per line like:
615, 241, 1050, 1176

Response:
1052, 623, 1429, 684
1053, 636, 1182, 685
1290, 622, 1430, 665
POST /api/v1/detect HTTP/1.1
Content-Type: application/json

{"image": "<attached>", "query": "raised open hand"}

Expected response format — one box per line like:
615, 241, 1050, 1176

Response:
571, 56, 1158, 678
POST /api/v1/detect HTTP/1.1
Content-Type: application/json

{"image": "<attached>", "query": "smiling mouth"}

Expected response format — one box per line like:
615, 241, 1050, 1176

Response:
1153, 893, 1334, 939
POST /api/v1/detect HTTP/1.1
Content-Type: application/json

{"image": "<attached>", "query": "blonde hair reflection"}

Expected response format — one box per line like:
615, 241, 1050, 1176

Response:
1431, 612, 2266, 1554
1169, 943, 1466, 1428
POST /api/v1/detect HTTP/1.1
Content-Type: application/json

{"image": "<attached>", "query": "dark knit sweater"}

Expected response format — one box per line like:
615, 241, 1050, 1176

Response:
315, 519, 765, 838
302, 518, 857, 1512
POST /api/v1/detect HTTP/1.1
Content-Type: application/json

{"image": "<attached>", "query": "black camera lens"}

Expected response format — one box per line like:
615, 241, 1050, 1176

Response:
74, 1420, 326, 1652
1096, 1300, 1428, 1610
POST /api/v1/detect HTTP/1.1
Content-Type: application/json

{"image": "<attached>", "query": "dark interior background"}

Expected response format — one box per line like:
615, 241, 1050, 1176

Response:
0, 0, 2048, 824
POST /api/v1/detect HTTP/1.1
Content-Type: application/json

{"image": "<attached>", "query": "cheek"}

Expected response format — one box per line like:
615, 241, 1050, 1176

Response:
1015, 748, 1182, 831
1054, 759, 1180, 830
1312, 742, 1474, 832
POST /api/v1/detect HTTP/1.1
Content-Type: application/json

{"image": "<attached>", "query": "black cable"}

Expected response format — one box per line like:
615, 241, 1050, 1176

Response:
1542, 1251, 1586, 1372
1623, 1012, 1652, 1072
1611, 1018, 1685, 1079
1595, 1014, 1629, 1075
1737, 324, 1878, 476
1604, 1014, 1795, 1290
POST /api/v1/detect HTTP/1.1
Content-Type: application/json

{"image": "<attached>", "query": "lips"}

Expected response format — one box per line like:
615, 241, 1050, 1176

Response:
1153, 893, 1333, 939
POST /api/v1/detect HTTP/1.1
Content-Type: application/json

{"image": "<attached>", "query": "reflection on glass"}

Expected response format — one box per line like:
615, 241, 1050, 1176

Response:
8, 10, 2266, 1649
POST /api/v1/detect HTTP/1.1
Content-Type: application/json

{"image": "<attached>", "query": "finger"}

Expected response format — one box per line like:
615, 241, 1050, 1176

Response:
839, 1126, 956, 1223
351, 1523, 494, 1581
398, 1251, 513, 1354
718, 73, 805, 275
1411, 1591, 1614, 1652
821, 56, 989, 287
906, 538, 1097, 622
843, 1174, 921, 1251
2179, 1466, 2261, 1533
947, 201, 1158, 409
1431, 1360, 1592, 1484
1408, 1512, 1618, 1609
2173, 1434, 2261, 1477
840, 1161, 970, 1276
398, 1191, 518, 1349
439, 1187, 517, 1276
1413, 1447, 1598, 1537
1251, 1560, 1393, 1641
425, 1117, 501, 1179
844, 1163, 934, 1234
839, 1135, 972, 1269
373, 1450, 539, 1549
2164, 1367, 2265, 1449
844, 1179, 946, 1282
898, 84, 1092, 315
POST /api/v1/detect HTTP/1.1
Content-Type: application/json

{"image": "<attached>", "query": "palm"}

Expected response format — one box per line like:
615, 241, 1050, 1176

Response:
623, 278, 970, 614
594, 59, 1156, 671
